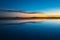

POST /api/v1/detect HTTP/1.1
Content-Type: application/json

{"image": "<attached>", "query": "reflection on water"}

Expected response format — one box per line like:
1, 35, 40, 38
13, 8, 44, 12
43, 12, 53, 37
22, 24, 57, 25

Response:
1, 19, 60, 40
0, 19, 45, 24
0, 19, 60, 25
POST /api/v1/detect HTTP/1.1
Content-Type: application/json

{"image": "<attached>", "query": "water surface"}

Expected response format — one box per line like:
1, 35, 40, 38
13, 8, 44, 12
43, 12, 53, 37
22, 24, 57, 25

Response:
0, 19, 60, 40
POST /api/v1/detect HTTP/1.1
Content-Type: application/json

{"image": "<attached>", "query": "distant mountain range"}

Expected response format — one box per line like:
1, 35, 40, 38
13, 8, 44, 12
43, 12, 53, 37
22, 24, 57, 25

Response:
0, 17, 60, 20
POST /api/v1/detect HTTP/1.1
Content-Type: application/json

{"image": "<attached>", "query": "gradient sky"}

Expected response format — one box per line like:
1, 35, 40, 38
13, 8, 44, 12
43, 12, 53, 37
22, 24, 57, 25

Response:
0, 0, 60, 12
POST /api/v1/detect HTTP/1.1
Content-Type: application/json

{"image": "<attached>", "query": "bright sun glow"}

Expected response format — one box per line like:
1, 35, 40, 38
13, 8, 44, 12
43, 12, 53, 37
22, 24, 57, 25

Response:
41, 8, 60, 24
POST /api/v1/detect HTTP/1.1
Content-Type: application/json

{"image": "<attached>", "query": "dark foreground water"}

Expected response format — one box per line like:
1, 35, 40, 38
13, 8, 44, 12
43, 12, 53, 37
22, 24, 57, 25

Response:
0, 19, 60, 40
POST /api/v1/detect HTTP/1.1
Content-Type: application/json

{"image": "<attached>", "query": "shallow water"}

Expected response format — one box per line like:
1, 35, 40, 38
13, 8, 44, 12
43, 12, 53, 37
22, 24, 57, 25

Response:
0, 19, 60, 40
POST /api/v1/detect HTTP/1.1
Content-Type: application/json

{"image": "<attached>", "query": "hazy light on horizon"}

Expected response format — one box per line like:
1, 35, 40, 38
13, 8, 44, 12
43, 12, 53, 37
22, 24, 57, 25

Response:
0, 8, 60, 17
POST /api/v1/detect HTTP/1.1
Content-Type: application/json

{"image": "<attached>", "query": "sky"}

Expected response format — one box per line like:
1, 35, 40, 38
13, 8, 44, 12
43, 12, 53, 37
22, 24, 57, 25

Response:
0, 0, 60, 11
0, 0, 60, 17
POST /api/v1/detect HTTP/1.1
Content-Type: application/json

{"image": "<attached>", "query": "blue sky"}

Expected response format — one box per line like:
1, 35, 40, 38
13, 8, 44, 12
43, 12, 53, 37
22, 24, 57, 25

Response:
0, 0, 60, 12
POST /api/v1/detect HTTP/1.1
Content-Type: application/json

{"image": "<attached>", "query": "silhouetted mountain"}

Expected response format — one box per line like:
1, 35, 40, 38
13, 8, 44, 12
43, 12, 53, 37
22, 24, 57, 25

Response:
1, 17, 60, 20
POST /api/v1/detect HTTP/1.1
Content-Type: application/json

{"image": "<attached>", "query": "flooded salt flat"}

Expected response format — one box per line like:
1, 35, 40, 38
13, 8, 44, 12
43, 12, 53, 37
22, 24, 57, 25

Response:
0, 19, 60, 24
0, 19, 60, 40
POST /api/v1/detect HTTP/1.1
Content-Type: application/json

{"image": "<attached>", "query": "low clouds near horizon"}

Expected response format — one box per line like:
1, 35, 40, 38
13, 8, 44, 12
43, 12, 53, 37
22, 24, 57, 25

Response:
0, 8, 60, 17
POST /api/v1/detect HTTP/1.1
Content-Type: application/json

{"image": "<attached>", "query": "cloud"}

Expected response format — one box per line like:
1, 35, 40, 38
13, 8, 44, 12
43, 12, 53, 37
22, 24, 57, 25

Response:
0, 9, 44, 17
0, 9, 28, 13
1, 8, 60, 17
0, 9, 43, 14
